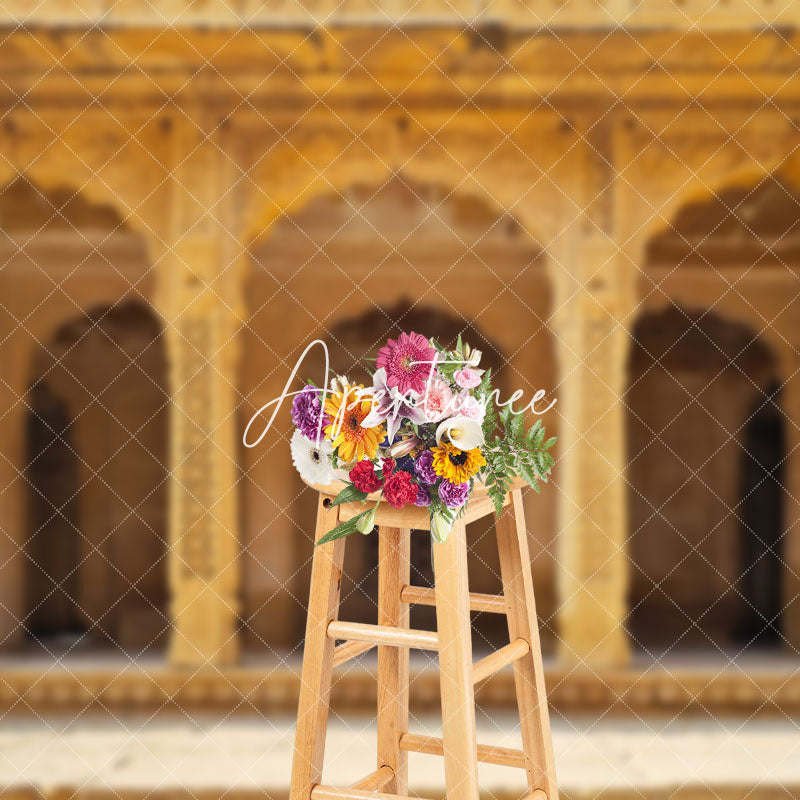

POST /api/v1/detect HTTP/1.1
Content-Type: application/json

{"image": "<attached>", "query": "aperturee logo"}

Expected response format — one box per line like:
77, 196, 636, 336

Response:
244, 335, 556, 544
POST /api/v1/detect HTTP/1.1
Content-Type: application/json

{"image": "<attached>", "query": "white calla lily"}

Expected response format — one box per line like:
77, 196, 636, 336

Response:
435, 415, 484, 450
430, 512, 453, 544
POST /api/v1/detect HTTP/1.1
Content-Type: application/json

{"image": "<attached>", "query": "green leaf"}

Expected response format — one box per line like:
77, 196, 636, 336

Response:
482, 403, 499, 441
526, 419, 543, 445
330, 483, 369, 507
316, 508, 374, 545
519, 455, 540, 492
509, 409, 524, 439
488, 483, 506, 517
316, 517, 358, 545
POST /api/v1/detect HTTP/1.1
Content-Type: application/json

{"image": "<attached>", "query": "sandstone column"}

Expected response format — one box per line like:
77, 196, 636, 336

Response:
549, 119, 636, 666
552, 237, 633, 667
155, 120, 243, 667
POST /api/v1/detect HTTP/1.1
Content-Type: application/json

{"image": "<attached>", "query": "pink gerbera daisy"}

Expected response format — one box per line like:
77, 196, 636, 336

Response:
376, 332, 436, 395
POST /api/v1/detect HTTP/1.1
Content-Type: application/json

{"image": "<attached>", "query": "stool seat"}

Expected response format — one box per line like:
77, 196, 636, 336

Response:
290, 483, 558, 800
302, 476, 527, 530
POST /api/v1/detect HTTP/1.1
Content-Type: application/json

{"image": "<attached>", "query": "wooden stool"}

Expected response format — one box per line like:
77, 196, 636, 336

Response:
290, 482, 558, 800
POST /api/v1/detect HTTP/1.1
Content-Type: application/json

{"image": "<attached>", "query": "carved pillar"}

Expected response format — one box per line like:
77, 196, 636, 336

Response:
781, 362, 800, 650
155, 119, 243, 667
552, 239, 633, 667
551, 121, 633, 667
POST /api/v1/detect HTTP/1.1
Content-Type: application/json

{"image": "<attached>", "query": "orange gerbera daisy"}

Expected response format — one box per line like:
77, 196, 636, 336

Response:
324, 385, 384, 463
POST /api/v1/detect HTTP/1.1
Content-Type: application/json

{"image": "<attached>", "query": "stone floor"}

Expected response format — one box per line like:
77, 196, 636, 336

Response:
0, 712, 798, 799
1, 651, 800, 719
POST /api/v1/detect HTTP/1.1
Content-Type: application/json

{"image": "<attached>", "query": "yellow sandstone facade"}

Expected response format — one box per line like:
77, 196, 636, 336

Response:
0, 2, 798, 689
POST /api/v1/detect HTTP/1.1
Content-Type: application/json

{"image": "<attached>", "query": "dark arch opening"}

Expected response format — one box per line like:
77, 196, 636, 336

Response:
626, 306, 782, 651
325, 297, 508, 383
736, 381, 785, 646
24, 301, 169, 654
25, 382, 84, 643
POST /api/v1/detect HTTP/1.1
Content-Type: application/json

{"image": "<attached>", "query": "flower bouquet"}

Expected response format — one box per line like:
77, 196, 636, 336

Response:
289, 332, 556, 545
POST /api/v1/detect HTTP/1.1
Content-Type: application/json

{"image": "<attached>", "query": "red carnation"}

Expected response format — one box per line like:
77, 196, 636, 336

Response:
349, 460, 383, 493
383, 470, 418, 509
381, 458, 396, 478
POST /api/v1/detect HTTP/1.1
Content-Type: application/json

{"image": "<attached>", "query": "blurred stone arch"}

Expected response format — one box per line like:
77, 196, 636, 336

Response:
0, 177, 170, 654
238, 174, 560, 653
321, 298, 513, 644
626, 171, 800, 652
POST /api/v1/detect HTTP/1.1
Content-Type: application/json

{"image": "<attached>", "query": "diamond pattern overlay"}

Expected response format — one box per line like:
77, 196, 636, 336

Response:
0, 0, 799, 797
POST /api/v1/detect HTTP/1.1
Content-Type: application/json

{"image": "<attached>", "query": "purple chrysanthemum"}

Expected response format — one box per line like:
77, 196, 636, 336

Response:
438, 479, 470, 509
413, 484, 432, 507
414, 449, 437, 485
291, 385, 329, 441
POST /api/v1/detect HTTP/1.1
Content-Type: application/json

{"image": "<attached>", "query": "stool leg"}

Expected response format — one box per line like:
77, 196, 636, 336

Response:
377, 526, 411, 793
290, 497, 346, 800
496, 488, 559, 800
433, 518, 480, 800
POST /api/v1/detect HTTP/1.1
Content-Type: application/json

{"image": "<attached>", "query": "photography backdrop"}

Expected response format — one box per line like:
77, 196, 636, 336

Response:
0, 2, 798, 799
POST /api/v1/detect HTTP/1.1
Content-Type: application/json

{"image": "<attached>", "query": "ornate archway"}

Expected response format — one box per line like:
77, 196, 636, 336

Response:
238, 176, 559, 653
629, 172, 800, 652
0, 178, 166, 653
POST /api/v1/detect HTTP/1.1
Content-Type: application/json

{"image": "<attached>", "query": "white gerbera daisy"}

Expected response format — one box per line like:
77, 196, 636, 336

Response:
291, 429, 336, 485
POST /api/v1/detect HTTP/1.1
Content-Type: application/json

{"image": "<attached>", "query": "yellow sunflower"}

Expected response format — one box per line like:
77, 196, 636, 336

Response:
431, 442, 486, 484
324, 385, 384, 463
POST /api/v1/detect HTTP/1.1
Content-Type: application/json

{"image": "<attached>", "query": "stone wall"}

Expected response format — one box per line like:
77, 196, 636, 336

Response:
0, 21, 798, 668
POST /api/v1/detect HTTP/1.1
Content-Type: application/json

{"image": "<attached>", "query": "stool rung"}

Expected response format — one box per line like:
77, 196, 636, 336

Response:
399, 732, 527, 768
312, 786, 430, 800
351, 765, 394, 791
327, 620, 438, 650
473, 637, 530, 684
400, 584, 507, 614
332, 639, 375, 667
